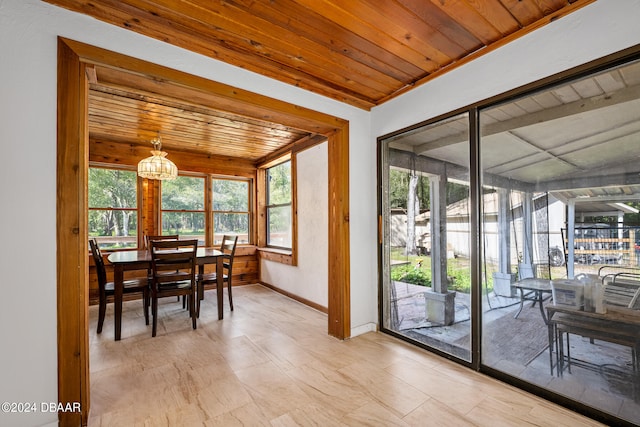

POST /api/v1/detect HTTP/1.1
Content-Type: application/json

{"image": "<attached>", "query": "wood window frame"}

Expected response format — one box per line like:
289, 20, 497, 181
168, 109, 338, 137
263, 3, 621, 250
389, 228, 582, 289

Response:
211, 175, 253, 246
88, 164, 141, 250
257, 153, 297, 265
57, 38, 350, 426
159, 173, 207, 245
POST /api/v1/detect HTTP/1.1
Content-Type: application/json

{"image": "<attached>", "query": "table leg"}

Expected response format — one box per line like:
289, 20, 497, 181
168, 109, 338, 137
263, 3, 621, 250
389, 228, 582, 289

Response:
197, 264, 204, 317
113, 264, 124, 341
537, 292, 549, 324
514, 288, 525, 319
547, 323, 558, 376
566, 332, 571, 374
559, 330, 565, 377
216, 256, 223, 320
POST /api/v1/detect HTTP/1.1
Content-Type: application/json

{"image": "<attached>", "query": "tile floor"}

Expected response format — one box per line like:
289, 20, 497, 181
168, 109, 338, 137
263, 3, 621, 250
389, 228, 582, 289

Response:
88, 284, 605, 426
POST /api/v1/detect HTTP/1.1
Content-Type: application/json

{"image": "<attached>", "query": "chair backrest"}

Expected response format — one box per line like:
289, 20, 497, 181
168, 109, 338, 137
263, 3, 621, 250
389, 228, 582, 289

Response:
89, 238, 107, 289
144, 234, 179, 249
221, 235, 238, 256
220, 234, 238, 277
150, 239, 198, 287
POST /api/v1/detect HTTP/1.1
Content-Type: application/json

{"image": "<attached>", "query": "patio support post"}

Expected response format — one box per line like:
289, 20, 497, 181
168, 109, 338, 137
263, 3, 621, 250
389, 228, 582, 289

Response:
425, 173, 455, 325
567, 200, 575, 279
523, 192, 534, 265
430, 175, 448, 293
518, 192, 535, 280
493, 188, 516, 296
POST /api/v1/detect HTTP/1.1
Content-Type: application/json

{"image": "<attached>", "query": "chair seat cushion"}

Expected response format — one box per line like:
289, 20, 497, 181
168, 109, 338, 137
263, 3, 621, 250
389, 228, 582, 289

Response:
198, 273, 229, 283
104, 278, 148, 293
158, 280, 193, 290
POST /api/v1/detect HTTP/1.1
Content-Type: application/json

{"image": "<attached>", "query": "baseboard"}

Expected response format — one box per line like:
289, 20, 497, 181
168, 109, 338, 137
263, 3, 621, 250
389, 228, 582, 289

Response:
258, 281, 328, 314
351, 322, 378, 338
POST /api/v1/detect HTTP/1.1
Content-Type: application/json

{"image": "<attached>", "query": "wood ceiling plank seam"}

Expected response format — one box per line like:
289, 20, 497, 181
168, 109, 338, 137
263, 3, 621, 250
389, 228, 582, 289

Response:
426, 0, 505, 45
90, 83, 309, 133
47, 0, 377, 108
89, 111, 307, 151
89, 139, 262, 169
173, 122, 303, 144
91, 92, 307, 139
398, 0, 485, 50
233, 0, 424, 81
183, 0, 409, 92
122, 0, 396, 97
379, 0, 595, 104
535, 0, 573, 15
315, 0, 455, 65
89, 122, 299, 149
459, 0, 522, 35
498, 0, 544, 27
359, 0, 472, 60
81, 46, 351, 131
292, 0, 442, 72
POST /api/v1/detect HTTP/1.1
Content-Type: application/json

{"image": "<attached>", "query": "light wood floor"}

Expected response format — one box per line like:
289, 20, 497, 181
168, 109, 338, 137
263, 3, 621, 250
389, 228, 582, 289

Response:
88, 284, 604, 426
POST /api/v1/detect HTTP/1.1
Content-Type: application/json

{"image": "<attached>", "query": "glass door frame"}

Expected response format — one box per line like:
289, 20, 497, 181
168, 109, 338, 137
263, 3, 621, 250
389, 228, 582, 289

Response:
377, 44, 640, 427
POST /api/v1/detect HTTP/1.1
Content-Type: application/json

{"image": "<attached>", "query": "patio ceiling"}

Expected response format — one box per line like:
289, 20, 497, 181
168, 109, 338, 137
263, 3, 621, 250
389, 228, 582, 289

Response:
388, 58, 640, 207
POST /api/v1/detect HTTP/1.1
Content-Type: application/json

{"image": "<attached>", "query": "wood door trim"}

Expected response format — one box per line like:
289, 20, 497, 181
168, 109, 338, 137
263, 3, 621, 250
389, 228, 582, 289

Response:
57, 37, 350, 425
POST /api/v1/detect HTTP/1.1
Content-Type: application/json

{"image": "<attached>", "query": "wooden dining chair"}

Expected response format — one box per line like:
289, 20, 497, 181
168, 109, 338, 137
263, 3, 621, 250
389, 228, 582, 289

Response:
198, 235, 238, 315
144, 234, 180, 301
149, 239, 199, 337
144, 234, 179, 249
89, 238, 149, 334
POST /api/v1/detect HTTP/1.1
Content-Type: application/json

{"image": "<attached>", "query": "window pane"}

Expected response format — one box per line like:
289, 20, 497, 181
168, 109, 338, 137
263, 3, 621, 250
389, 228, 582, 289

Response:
213, 179, 248, 211
162, 176, 204, 210
380, 113, 471, 362
89, 167, 138, 249
267, 205, 292, 247
214, 213, 249, 244
89, 210, 137, 249
162, 212, 205, 245
267, 161, 291, 205
89, 168, 137, 209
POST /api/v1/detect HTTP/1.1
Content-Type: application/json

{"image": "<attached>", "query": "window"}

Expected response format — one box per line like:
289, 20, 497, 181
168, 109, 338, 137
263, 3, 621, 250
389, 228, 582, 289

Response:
266, 160, 292, 249
212, 178, 250, 245
88, 167, 138, 249
161, 175, 205, 245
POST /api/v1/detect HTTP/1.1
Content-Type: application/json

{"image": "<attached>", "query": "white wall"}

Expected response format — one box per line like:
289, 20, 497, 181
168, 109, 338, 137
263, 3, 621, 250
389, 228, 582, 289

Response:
261, 143, 329, 306
0, 1, 373, 426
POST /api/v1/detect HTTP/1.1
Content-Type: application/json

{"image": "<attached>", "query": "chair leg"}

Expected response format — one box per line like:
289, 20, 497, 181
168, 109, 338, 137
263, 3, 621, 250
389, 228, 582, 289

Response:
97, 298, 106, 334
227, 280, 234, 311
196, 282, 202, 318
152, 294, 158, 337
190, 292, 197, 330
143, 290, 150, 325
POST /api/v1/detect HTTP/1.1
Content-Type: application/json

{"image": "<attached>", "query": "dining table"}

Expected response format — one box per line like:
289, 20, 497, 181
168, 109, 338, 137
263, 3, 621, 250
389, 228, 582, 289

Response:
107, 247, 224, 341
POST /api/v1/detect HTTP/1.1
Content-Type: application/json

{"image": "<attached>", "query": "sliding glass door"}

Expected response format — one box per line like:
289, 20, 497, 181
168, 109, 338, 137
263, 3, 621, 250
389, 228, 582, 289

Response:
380, 113, 472, 362
379, 53, 640, 426
479, 59, 640, 425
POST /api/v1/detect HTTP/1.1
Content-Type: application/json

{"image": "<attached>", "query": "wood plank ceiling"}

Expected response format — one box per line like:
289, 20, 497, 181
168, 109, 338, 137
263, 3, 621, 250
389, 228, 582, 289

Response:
44, 0, 596, 161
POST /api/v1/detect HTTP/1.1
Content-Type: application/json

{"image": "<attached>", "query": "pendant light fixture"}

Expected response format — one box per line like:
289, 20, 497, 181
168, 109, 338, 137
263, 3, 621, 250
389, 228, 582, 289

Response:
137, 133, 178, 180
